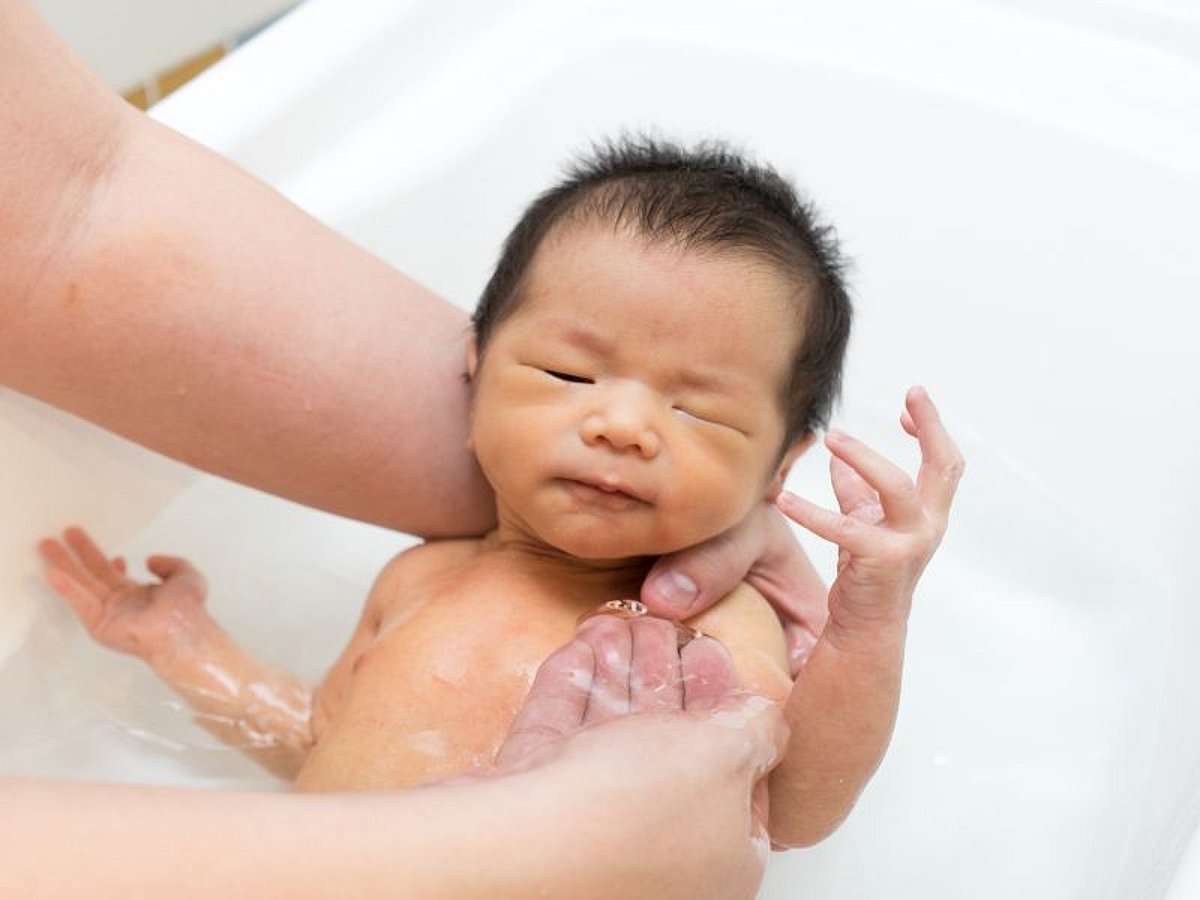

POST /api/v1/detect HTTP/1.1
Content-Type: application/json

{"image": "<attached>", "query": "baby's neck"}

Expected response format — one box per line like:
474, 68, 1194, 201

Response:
478, 529, 653, 604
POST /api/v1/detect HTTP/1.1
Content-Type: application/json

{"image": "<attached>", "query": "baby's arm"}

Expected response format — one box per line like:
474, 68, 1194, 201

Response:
767, 387, 964, 847
38, 527, 314, 781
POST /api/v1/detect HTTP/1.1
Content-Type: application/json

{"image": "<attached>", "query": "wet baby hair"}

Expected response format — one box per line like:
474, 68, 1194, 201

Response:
473, 134, 853, 446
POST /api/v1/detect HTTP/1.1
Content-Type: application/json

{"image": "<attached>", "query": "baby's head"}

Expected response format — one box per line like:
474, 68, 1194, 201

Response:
467, 136, 851, 560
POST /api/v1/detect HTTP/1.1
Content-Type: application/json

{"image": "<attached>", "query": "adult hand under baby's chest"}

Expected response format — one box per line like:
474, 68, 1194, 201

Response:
294, 563, 596, 792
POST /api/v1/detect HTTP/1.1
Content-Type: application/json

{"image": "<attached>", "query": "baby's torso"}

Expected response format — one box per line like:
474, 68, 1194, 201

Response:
293, 538, 790, 792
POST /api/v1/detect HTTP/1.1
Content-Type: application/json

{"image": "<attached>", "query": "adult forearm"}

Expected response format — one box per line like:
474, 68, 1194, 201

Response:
767, 622, 906, 847
0, 777, 526, 900
0, 1, 495, 537
0, 763, 753, 900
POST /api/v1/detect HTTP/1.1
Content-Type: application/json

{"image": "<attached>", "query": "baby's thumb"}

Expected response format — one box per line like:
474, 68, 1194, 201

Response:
146, 555, 194, 580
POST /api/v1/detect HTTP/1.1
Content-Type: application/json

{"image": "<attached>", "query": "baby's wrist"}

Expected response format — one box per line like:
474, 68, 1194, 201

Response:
822, 610, 909, 657
143, 613, 232, 677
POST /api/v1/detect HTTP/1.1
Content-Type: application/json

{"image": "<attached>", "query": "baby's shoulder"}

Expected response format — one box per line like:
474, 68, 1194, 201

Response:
364, 537, 485, 613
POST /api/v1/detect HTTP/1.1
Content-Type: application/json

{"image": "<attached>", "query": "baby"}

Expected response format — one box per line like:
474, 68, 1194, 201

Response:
39, 137, 960, 849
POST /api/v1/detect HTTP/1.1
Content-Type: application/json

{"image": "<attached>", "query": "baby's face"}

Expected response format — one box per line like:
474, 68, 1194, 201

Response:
468, 224, 807, 560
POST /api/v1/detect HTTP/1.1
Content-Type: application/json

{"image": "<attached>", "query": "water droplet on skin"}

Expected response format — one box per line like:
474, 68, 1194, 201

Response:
409, 730, 448, 758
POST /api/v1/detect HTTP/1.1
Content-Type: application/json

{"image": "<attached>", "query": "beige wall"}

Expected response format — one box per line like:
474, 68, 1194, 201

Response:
33, 0, 297, 93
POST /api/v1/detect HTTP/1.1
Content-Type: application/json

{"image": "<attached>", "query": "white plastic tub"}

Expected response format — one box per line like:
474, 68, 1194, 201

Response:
3, 1, 1199, 896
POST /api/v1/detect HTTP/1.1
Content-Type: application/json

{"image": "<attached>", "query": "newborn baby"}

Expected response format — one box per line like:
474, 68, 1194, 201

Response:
39, 138, 960, 848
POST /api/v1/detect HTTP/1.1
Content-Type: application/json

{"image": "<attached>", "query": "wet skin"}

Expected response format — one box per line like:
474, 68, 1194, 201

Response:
297, 225, 806, 790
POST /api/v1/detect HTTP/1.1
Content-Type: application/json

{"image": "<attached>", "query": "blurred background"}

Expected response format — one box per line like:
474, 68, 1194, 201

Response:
32, 0, 301, 108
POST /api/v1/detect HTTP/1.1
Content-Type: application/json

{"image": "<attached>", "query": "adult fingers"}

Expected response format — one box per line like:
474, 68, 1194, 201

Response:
905, 386, 966, 516
680, 635, 737, 712
579, 616, 632, 725
641, 513, 762, 619
738, 507, 830, 674
696, 691, 790, 779
629, 616, 684, 714
494, 637, 594, 773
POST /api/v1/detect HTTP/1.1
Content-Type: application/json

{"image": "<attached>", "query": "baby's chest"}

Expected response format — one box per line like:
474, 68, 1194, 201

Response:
297, 573, 580, 791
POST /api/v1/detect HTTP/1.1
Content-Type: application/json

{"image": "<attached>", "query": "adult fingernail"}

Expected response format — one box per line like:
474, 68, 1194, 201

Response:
651, 571, 698, 615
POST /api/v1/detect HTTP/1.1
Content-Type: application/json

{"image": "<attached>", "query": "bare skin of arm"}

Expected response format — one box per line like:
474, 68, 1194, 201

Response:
767, 387, 965, 848
2, 1, 831, 640
0, 616, 786, 900
38, 527, 315, 780
0, 0, 491, 537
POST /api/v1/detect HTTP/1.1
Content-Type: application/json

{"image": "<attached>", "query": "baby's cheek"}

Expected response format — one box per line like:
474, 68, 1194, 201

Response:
666, 466, 758, 544
474, 411, 541, 488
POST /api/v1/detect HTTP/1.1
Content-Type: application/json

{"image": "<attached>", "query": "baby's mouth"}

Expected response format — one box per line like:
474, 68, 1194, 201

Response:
561, 477, 650, 508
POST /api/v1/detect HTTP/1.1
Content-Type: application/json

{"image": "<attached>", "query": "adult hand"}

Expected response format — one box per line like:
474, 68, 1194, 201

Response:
491, 615, 788, 900
0, 616, 784, 900
640, 503, 829, 675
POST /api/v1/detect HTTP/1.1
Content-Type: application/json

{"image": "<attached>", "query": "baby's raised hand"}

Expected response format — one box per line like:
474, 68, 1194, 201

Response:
38, 526, 210, 664
776, 387, 964, 648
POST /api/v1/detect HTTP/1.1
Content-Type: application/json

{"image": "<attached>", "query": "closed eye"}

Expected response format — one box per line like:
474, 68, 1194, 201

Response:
545, 369, 593, 384
673, 405, 746, 435
673, 406, 715, 424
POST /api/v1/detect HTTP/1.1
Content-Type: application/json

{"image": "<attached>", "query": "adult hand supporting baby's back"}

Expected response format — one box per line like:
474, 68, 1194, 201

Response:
641, 502, 829, 676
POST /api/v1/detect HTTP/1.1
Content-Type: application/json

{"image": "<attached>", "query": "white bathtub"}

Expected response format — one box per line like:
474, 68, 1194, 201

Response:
3, 0, 1199, 896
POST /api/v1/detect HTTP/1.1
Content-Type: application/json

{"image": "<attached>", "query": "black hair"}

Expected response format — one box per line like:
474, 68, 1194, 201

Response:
472, 134, 852, 444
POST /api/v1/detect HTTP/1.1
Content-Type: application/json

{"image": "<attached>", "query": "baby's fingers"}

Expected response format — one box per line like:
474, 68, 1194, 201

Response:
830, 455, 883, 524
146, 555, 198, 582
905, 387, 966, 517
824, 430, 923, 531
37, 536, 109, 598
42, 567, 103, 628
63, 527, 125, 589
775, 491, 878, 557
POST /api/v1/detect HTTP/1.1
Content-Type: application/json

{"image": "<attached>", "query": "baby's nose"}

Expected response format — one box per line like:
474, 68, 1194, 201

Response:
581, 390, 661, 459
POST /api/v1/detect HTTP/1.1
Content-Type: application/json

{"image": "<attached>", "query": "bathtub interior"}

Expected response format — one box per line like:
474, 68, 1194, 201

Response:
2, 0, 1200, 897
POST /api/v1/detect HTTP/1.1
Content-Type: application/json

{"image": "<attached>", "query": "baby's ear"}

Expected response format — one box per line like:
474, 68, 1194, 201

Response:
765, 433, 816, 501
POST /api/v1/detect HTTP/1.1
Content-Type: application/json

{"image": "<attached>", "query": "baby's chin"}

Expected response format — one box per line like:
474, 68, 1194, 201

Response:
539, 523, 707, 562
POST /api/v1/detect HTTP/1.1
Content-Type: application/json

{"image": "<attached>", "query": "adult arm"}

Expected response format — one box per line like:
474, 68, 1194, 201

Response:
0, 616, 785, 900
0, 0, 492, 537
3, 0, 818, 615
